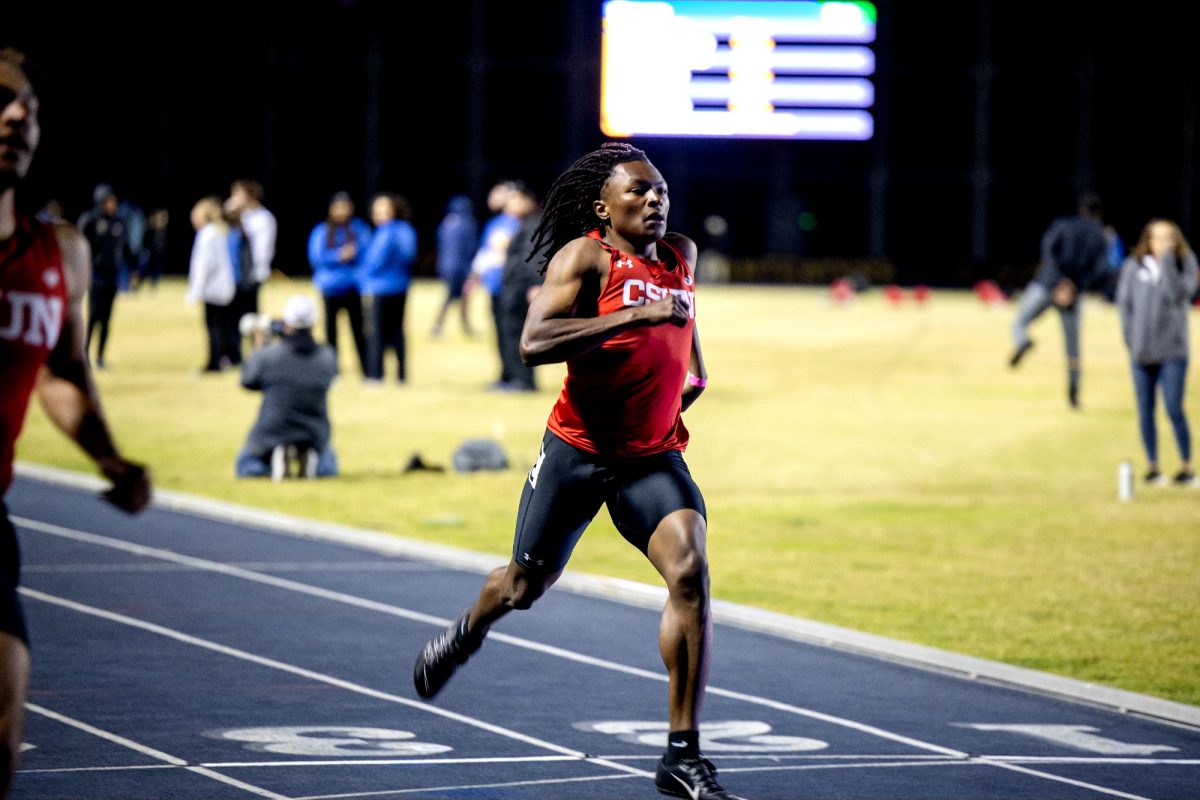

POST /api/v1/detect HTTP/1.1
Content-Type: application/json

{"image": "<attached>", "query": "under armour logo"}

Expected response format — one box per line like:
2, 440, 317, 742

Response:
522, 552, 546, 567
683, 274, 693, 286
616, 257, 635, 269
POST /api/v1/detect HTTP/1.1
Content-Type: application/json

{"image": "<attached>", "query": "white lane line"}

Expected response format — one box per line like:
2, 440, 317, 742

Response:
20, 764, 181, 774
203, 756, 581, 768
21, 753, 966, 774
292, 772, 642, 800
19, 587, 651, 781
983, 756, 1200, 765
719, 758, 983, 775
23, 703, 291, 799
15, 518, 966, 757
23, 562, 435, 574
987, 760, 1156, 800
30, 753, 1197, 775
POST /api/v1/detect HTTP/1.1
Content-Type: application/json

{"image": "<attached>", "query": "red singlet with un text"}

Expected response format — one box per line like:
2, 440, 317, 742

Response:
1, 215, 67, 495
547, 230, 695, 458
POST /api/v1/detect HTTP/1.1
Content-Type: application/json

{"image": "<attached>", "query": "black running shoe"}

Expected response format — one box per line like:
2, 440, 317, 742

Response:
655, 755, 737, 799
413, 608, 482, 699
1172, 469, 1196, 486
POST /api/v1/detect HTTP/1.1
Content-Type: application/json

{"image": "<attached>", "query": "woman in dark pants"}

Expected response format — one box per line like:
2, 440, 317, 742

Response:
360, 193, 417, 383
306, 192, 371, 377
1116, 218, 1197, 485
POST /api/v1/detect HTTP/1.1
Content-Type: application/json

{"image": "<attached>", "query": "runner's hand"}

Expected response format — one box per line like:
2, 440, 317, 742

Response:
642, 295, 691, 327
99, 458, 152, 513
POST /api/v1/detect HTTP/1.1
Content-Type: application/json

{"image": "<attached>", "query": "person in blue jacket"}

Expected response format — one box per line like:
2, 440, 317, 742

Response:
360, 192, 417, 383
431, 194, 478, 338
308, 191, 372, 377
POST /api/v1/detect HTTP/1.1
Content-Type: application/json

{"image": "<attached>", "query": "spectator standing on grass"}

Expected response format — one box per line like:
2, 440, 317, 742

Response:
494, 182, 544, 392
360, 192, 417, 384
116, 194, 145, 292
1116, 218, 1197, 486
185, 196, 236, 373
1009, 191, 1110, 408
466, 180, 520, 385
431, 194, 478, 338
77, 183, 127, 370
224, 179, 276, 319
308, 191, 371, 377
141, 207, 169, 293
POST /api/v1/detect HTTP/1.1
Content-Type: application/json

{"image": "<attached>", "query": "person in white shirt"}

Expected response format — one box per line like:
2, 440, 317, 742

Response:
224, 179, 278, 361
186, 196, 236, 372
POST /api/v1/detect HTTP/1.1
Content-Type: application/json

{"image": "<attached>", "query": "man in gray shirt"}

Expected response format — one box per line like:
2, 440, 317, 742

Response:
235, 295, 339, 479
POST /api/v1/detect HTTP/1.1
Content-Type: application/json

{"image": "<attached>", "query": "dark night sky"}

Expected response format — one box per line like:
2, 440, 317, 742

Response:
8, 1, 1198, 287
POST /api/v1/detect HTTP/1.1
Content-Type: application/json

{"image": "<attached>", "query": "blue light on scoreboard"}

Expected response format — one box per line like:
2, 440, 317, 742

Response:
601, 1, 877, 140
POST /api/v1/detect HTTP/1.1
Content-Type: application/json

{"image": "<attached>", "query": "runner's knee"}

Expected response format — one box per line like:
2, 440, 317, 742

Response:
664, 547, 709, 604
501, 568, 555, 610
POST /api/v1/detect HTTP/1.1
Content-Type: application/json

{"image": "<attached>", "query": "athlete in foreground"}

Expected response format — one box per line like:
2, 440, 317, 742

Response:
0, 48, 152, 798
413, 142, 737, 799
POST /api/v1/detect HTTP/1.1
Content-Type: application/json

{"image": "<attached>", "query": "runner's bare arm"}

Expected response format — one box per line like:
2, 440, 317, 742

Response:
665, 234, 706, 412
35, 223, 151, 512
520, 237, 688, 367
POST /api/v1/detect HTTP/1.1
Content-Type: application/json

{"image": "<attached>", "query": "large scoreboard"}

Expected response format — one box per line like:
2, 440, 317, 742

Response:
601, 1, 877, 140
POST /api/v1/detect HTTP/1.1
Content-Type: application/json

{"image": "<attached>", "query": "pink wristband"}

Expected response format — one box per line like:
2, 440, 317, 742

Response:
687, 373, 707, 388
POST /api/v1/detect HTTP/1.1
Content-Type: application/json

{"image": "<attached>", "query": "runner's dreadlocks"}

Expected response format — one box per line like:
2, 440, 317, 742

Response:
529, 142, 650, 273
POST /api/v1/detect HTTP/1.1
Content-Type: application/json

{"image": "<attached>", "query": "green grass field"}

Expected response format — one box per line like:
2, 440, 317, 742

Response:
16, 275, 1200, 705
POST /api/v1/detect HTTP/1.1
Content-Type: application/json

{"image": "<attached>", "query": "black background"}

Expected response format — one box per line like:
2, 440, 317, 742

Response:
8, 1, 1197, 288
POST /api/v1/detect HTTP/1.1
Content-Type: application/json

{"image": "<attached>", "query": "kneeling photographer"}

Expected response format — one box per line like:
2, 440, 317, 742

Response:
235, 295, 340, 479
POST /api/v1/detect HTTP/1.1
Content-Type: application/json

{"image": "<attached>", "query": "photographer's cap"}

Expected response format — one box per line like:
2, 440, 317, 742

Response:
282, 295, 317, 329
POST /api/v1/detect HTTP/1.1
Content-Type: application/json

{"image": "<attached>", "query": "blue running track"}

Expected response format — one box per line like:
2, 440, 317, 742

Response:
6, 472, 1199, 800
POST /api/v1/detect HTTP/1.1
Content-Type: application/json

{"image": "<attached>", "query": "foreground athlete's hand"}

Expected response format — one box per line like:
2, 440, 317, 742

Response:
99, 457, 152, 513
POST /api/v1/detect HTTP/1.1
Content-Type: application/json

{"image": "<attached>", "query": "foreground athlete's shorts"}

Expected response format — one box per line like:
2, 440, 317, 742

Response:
511, 429, 707, 573
0, 503, 29, 647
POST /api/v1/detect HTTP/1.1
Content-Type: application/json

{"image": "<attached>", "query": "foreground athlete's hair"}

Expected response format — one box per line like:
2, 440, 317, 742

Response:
0, 47, 46, 101
529, 141, 650, 273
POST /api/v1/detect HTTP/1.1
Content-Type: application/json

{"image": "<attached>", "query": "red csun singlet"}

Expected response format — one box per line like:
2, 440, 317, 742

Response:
547, 229, 696, 458
1, 215, 67, 495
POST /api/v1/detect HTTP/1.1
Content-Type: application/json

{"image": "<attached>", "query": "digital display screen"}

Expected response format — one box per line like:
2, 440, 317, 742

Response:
601, 1, 876, 140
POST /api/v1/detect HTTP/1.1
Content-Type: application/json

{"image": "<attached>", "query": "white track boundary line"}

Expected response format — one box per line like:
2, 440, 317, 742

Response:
25, 753, 1197, 775
701, 757, 1157, 800
16, 517, 966, 758
19, 587, 651, 782
20, 765, 177, 774
985, 760, 1155, 800
20, 753, 961, 775
23, 703, 291, 799
16, 461, 1200, 729
292, 772, 642, 800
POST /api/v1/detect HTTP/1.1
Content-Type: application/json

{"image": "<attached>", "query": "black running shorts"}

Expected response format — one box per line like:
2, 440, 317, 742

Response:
511, 429, 707, 573
0, 503, 29, 647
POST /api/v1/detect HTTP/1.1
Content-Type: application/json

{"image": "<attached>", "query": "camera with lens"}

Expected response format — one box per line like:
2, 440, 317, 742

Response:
238, 313, 287, 346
